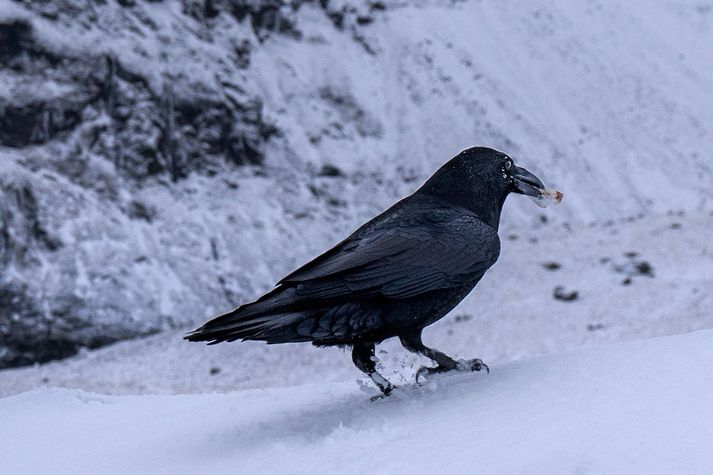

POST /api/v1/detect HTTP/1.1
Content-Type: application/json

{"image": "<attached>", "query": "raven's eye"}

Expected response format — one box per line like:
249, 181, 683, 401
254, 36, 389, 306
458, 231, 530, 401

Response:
502, 160, 513, 179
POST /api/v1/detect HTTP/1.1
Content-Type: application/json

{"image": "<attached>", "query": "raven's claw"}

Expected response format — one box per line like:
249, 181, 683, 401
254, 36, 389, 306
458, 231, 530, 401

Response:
370, 384, 395, 402
460, 358, 490, 374
415, 365, 445, 383
416, 358, 490, 383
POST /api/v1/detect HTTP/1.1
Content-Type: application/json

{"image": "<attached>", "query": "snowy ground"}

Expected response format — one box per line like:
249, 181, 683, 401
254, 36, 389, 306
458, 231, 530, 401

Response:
2, 329, 712, 475
1, 210, 711, 397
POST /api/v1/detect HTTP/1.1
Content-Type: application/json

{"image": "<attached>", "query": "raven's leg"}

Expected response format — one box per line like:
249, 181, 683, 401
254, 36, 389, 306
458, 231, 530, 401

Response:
352, 343, 394, 396
400, 332, 459, 370
400, 331, 489, 383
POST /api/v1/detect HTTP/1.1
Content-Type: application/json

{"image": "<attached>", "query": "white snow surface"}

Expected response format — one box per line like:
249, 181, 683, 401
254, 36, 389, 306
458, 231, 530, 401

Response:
2, 329, 713, 475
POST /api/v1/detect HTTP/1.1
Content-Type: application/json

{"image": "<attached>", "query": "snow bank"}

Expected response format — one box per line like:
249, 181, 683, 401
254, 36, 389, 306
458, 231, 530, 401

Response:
2, 329, 712, 474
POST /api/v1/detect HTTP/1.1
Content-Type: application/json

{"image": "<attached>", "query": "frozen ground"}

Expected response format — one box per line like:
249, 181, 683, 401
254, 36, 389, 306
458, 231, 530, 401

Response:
2, 329, 712, 475
1, 210, 711, 397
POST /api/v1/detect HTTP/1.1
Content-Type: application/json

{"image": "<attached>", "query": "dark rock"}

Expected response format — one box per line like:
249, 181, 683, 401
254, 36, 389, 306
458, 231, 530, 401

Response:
611, 254, 655, 283
0, 19, 34, 63
318, 164, 344, 177
205, 0, 221, 18
229, 0, 303, 41
127, 200, 155, 222
319, 86, 383, 138
634, 261, 654, 277
0, 283, 128, 369
0, 182, 62, 265
0, 101, 84, 147
233, 39, 252, 68
326, 10, 344, 29
553, 286, 579, 302
327, 197, 346, 207
3, 25, 278, 180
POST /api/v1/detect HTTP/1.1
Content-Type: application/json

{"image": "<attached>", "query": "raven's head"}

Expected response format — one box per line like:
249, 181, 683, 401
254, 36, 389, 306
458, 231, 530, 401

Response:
418, 146, 559, 228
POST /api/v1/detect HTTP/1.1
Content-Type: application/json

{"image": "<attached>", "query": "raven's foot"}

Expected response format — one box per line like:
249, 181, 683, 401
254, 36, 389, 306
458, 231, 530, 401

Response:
369, 373, 395, 400
460, 358, 490, 374
415, 358, 489, 383
369, 383, 396, 402
370, 388, 394, 402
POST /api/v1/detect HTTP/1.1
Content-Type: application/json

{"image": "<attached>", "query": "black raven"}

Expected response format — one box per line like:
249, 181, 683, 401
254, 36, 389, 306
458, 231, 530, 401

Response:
186, 147, 556, 395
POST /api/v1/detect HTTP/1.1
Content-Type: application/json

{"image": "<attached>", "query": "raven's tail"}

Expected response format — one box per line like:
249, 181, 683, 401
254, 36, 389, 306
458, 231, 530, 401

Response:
184, 286, 321, 344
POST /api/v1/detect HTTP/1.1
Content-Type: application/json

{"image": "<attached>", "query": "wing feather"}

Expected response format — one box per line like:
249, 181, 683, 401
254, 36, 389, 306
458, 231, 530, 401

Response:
186, 200, 501, 345
282, 205, 500, 301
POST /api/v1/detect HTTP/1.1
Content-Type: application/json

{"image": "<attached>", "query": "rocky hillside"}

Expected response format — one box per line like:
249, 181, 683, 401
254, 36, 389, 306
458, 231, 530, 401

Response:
1, 0, 712, 368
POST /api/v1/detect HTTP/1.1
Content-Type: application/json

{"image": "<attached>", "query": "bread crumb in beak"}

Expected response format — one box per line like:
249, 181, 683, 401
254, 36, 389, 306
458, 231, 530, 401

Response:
531, 188, 563, 208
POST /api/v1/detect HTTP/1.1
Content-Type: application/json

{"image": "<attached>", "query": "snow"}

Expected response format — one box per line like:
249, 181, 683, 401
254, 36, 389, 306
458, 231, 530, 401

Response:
2, 329, 713, 474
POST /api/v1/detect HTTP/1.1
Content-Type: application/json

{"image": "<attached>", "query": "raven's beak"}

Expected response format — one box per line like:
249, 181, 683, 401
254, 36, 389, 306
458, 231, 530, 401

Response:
512, 165, 546, 198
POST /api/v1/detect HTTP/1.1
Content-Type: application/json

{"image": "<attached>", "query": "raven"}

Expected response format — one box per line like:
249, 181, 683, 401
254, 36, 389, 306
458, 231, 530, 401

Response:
186, 147, 556, 395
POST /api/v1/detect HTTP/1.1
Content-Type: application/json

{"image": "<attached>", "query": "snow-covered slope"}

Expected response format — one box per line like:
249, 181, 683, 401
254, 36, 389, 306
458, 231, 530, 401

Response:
3, 329, 713, 475
2, 0, 713, 366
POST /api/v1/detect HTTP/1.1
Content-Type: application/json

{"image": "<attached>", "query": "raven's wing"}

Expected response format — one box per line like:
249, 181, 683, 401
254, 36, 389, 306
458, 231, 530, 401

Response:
280, 206, 500, 300
185, 203, 500, 344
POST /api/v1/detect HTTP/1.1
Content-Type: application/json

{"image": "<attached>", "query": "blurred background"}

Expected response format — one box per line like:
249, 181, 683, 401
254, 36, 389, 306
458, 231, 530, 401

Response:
1, 0, 712, 396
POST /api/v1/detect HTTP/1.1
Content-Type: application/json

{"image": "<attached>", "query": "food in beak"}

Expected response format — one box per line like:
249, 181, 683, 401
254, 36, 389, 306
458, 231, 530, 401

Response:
511, 164, 563, 208
530, 188, 563, 208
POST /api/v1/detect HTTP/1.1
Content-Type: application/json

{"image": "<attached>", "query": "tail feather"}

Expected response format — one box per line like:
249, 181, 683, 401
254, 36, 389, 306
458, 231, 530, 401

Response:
184, 285, 324, 344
